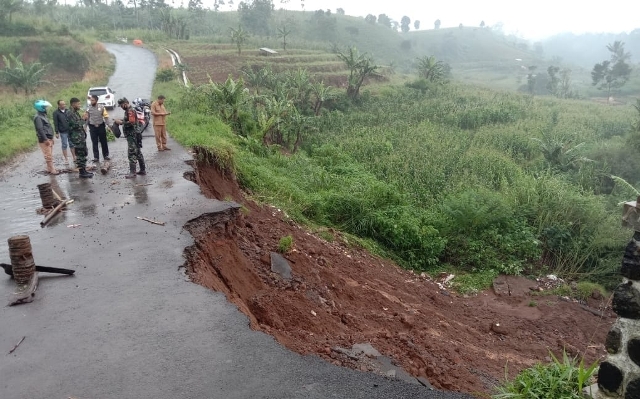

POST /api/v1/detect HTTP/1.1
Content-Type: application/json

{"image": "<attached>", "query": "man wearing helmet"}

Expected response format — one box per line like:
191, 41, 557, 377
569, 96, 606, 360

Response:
33, 100, 59, 175
114, 97, 146, 179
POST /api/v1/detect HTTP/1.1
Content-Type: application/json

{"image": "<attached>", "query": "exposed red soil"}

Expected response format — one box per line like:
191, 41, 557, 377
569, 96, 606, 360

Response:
182, 153, 615, 398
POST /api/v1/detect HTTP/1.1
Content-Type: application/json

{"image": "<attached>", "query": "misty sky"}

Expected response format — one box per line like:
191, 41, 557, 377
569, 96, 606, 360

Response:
211, 0, 639, 40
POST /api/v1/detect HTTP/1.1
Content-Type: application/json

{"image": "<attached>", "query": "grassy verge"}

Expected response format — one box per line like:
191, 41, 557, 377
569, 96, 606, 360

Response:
0, 41, 113, 164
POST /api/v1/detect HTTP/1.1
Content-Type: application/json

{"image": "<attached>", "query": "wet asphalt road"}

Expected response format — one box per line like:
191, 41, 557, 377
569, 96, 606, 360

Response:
0, 44, 473, 399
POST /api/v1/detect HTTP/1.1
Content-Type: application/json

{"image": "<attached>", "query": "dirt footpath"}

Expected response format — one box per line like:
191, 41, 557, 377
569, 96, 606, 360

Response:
184, 156, 614, 398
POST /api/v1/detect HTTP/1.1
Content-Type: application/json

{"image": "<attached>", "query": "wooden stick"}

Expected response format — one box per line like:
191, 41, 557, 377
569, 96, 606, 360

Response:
135, 183, 152, 187
51, 189, 63, 202
40, 200, 71, 227
9, 273, 38, 306
136, 216, 165, 226
100, 160, 111, 175
1, 263, 75, 277
8, 336, 25, 354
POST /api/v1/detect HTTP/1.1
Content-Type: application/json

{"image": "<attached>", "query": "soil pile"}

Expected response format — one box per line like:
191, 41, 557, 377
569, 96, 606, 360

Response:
182, 156, 615, 397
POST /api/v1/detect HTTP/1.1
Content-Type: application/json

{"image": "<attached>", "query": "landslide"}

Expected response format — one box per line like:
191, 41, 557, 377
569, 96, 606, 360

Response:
181, 150, 614, 397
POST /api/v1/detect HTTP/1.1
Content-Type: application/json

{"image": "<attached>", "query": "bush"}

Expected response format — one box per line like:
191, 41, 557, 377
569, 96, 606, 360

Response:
437, 188, 540, 274
493, 351, 597, 399
39, 44, 89, 73
155, 68, 176, 82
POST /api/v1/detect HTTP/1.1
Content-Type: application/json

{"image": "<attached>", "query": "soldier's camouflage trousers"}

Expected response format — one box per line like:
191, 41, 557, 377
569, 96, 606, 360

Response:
127, 134, 144, 168
70, 130, 88, 170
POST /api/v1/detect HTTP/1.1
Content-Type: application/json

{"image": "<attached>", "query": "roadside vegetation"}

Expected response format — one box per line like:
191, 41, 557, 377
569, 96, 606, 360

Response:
156, 52, 636, 292
0, 15, 114, 163
493, 351, 597, 398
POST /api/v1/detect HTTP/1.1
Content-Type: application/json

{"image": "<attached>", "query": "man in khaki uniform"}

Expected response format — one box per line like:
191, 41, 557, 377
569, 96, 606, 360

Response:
83, 95, 110, 162
150, 95, 171, 151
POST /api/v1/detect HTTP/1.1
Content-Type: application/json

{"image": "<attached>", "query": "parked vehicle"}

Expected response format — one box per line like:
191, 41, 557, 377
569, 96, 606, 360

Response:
86, 86, 116, 109
132, 98, 151, 133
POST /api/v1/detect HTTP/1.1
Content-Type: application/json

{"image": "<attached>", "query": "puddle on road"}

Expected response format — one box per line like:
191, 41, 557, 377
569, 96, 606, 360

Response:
0, 43, 157, 258
0, 184, 43, 237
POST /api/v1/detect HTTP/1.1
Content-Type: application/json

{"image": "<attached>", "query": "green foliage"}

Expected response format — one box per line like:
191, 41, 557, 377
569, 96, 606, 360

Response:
39, 44, 88, 73
230, 25, 249, 55
628, 99, 640, 151
437, 188, 540, 274
493, 351, 598, 398
336, 47, 379, 99
0, 53, 50, 95
162, 72, 633, 291
238, 0, 274, 36
278, 235, 293, 253
591, 41, 633, 98
156, 67, 176, 82
415, 55, 448, 84
575, 281, 606, 301
451, 268, 500, 295
277, 25, 292, 50
158, 10, 189, 39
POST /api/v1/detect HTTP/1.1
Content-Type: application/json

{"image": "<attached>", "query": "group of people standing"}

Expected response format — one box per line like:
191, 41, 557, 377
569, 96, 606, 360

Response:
33, 94, 171, 180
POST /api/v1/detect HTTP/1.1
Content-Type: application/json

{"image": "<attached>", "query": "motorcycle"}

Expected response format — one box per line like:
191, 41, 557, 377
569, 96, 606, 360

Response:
132, 98, 151, 134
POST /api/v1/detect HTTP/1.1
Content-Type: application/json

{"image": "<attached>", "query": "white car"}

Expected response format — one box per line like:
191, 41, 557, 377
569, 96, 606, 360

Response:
86, 86, 116, 109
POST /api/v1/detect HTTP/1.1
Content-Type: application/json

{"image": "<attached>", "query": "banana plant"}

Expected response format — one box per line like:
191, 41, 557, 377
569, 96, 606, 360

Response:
0, 54, 50, 96
209, 75, 249, 126
311, 80, 332, 116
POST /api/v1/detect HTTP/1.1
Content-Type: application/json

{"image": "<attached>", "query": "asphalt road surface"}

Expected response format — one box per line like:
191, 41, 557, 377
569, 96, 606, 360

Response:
0, 44, 474, 399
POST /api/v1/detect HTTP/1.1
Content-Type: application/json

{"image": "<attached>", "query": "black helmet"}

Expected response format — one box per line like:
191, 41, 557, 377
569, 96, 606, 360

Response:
117, 97, 129, 106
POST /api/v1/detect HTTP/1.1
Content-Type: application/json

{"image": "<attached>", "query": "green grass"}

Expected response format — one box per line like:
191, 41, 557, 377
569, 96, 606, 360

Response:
493, 351, 597, 398
0, 35, 113, 164
278, 235, 293, 253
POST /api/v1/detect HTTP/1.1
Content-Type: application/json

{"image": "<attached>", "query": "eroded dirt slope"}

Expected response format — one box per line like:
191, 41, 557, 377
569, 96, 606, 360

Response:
182, 155, 614, 397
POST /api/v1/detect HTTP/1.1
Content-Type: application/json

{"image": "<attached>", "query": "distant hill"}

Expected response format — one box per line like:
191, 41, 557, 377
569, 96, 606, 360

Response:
541, 30, 640, 68
191, 11, 539, 71
406, 27, 535, 64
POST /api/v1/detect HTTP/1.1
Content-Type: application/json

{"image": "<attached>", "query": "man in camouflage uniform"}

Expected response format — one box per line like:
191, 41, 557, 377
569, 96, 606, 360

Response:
68, 97, 93, 178
115, 97, 146, 179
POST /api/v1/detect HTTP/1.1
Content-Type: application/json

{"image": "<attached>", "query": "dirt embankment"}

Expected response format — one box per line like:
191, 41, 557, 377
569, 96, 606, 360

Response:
181, 152, 615, 397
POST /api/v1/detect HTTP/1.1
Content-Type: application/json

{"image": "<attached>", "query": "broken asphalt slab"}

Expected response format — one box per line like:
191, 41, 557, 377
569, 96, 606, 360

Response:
0, 44, 473, 399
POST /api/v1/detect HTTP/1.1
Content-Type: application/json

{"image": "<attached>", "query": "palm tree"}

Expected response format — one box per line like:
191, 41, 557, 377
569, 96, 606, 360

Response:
230, 25, 249, 55
0, 54, 50, 95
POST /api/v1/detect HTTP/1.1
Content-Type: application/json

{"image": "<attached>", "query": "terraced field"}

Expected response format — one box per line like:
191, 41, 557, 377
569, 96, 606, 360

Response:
169, 43, 356, 88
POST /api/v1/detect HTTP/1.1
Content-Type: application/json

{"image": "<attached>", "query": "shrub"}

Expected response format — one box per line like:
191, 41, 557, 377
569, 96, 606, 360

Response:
155, 67, 176, 82
437, 188, 540, 273
278, 235, 293, 253
39, 44, 89, 73
493, 351, 597, 399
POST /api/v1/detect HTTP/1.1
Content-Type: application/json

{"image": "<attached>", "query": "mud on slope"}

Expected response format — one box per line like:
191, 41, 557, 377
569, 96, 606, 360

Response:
181, 152, 615, 397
